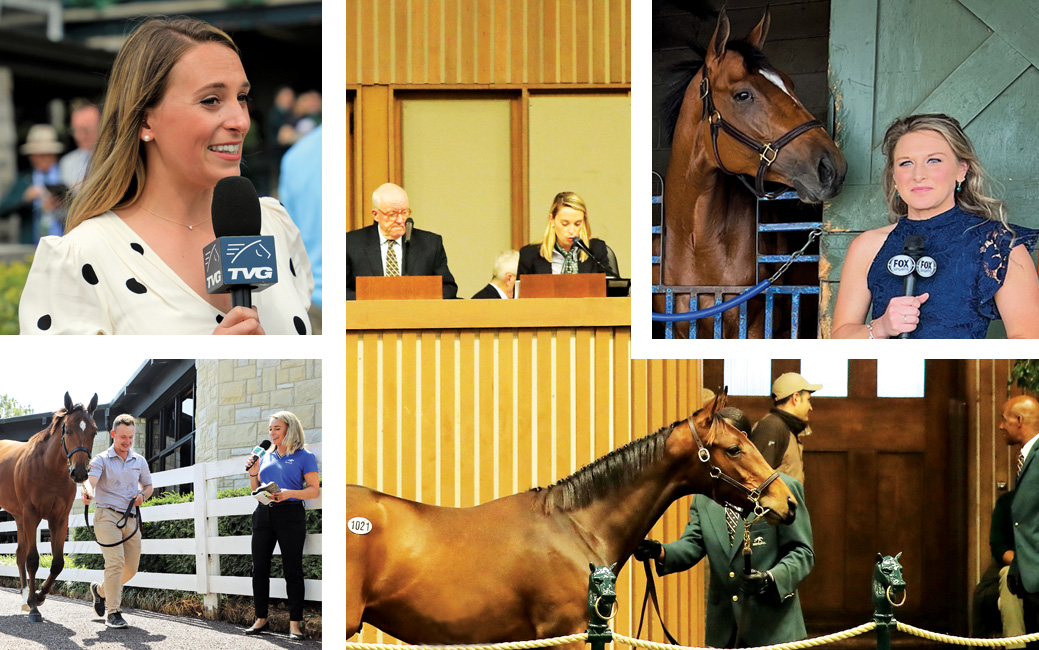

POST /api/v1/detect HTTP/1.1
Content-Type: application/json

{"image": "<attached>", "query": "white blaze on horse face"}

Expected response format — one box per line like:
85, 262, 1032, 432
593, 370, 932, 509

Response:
760, 69, 801, 106
80, 420, 87, 432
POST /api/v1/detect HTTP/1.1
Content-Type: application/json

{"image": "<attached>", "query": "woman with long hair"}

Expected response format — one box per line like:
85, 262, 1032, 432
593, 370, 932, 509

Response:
244, 411, 319, 639
517, 191, 616, 277
19, 17, 313, 334
832, 113, 1039, 338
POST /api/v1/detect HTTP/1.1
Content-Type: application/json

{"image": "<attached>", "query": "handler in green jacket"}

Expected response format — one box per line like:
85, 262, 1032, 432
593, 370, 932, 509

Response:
636, 408, 814, 648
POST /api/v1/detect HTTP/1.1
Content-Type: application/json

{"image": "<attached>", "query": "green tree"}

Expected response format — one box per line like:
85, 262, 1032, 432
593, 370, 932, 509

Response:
1010, 360, 1039, 394
0, 394, 33, 418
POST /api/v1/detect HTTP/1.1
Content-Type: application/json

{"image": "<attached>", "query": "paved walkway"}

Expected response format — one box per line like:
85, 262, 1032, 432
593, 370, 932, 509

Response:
0, 586, 319, 650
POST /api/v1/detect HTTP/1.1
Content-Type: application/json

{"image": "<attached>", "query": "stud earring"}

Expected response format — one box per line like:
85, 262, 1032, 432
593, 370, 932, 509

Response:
142, 135, 151, 142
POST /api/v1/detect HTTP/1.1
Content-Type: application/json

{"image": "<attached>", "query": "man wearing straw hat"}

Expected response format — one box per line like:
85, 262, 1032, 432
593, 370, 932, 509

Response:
19, 124, 66, 243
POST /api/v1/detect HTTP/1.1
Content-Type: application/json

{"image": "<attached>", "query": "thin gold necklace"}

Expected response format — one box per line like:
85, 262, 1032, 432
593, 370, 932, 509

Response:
140, 204, 210, 231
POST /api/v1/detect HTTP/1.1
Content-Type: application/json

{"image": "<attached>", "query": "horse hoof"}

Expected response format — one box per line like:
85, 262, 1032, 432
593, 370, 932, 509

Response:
27, 612, 42, 622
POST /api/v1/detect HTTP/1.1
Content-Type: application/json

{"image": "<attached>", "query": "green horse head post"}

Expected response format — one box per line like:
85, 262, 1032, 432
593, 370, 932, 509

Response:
586, 563, 618, 650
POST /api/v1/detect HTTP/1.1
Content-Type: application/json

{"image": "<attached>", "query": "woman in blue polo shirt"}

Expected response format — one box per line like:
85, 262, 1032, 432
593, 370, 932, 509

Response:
243, 411, 319, 639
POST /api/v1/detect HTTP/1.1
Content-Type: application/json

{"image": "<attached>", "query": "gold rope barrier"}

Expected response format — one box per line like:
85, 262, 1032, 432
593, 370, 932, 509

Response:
346, 620, 1039, 650
612, 622, 877, 650
344, 633, 589, 650
896, 622, 1039, 647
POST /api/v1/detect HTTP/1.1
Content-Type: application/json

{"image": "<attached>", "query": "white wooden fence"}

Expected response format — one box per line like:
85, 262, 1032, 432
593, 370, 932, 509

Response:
0, 443, 322, 614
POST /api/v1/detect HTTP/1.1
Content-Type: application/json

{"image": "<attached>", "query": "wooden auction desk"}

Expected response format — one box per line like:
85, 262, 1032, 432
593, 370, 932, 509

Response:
344, 296, 629, 330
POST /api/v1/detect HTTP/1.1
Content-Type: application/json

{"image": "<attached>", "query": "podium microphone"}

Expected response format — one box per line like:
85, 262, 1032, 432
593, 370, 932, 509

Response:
203, 176, 279, 309
572, 237, 616, 278
401, 217, 414, 275
246, 439, 272, 470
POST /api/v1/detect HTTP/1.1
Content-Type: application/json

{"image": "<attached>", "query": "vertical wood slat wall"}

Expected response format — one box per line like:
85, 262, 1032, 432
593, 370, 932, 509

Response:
346, 0, 632, 230
346, 0, 630, 86
346, 335, 707, 645
965, 359, 1019, 607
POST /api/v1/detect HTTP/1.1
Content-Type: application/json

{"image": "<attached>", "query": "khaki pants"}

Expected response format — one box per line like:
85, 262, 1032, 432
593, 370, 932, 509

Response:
94, 506, 141, 614
1000, 565, 1027, 648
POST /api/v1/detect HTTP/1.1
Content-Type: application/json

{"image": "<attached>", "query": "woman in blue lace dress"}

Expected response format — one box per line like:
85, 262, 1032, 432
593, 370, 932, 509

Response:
832, 114, 1039, 338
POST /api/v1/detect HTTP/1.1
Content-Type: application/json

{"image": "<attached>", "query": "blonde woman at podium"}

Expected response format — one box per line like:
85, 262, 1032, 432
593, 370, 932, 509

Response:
517, 191, 616, 277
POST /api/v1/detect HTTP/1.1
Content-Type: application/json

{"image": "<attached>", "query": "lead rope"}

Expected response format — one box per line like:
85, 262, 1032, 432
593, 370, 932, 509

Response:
84, 496, 141, 548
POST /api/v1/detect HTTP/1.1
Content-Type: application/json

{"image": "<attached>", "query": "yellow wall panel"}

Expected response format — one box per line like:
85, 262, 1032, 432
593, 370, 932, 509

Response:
400, 97, 513, 299
527, 94, 632, 277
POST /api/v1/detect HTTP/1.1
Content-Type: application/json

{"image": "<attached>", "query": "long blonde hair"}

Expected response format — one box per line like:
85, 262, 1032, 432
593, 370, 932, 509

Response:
881, 113, 1008, 228
270, 411, 306, 454
538, 191, 592, 263
67, 17, 240, 231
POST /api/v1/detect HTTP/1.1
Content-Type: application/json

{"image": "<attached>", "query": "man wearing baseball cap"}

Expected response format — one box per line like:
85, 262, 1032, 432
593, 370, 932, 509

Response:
750, 372, 822, 484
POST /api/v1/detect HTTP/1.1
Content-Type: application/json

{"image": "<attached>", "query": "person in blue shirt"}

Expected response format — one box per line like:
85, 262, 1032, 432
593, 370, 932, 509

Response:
244, 411, 319, 640
279, 125, 322, 330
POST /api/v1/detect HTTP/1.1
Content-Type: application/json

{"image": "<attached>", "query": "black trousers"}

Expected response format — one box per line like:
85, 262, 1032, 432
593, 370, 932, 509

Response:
251, 501, 307, 621
1023, 590, 1039, 650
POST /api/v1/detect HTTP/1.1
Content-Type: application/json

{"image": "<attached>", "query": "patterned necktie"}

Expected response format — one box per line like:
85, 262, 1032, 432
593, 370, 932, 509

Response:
385, 240, 400, 277
562, 247, 579, 274
1018, 451, 1026, 479
726, 505, 740, 545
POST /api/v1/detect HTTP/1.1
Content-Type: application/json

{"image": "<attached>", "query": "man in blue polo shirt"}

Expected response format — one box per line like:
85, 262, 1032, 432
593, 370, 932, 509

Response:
81, 414, 153, 629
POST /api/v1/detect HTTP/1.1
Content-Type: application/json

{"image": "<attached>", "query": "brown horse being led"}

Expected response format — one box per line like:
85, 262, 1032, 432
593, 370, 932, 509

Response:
0, 392, 98, 621
346, 389, 796, 644
659, 10, 847, 337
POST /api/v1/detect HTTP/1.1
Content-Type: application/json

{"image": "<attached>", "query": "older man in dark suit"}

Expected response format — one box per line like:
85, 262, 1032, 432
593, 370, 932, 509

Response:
346, 183, 457, 299
1003, 395, 1039, 650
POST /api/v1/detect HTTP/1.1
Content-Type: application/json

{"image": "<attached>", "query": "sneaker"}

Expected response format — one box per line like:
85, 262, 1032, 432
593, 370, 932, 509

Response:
106, 612, 128, 629
89, 582, 105, 617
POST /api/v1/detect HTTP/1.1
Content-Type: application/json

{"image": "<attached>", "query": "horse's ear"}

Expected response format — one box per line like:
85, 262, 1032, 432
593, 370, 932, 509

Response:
709, 386, 728, 416
707, 10, 731, 62
894, 551, 902, 562
609, 562, 617, 572
64, 392, 72, 411
589, 562, 596, 572
745, 8, 771, 50
88, 393, 98, 414
876, 552, 883, 563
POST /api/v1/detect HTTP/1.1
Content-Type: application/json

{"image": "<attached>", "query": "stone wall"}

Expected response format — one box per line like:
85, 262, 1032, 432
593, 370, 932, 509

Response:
194, 359, 322, 489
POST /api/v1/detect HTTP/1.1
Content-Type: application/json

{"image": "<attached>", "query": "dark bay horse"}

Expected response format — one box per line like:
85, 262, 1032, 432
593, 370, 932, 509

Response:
658, 10, 847, 337
0, 392, 98, 621
346, 389, 797, 644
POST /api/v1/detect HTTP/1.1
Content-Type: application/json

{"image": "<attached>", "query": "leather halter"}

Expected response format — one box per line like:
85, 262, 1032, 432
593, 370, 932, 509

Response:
687, 416, 781, 517
61, 415, 93, 472
699, 74, 823, 199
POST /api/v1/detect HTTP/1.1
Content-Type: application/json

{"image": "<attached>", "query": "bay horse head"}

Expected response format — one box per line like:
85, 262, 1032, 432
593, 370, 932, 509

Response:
60, 392, 98, 484
698, 9, 846, 202
687, 387, 797, 524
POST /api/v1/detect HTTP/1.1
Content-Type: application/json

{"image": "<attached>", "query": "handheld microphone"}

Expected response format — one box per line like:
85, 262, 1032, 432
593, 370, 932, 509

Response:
572, 237, 616, 278
203, 176, 279, 309
246, 439, 272, 470
885, 234, 925, 339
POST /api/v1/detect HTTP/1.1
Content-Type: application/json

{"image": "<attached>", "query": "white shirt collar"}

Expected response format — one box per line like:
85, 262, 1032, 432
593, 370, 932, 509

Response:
1022, 433, 1039, 464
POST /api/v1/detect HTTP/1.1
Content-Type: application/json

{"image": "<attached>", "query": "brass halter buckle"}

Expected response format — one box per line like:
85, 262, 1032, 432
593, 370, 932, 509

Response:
760, 143, 779, 165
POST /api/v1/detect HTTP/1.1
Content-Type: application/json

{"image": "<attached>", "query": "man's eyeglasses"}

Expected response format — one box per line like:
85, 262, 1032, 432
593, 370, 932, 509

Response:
376, 208, 412, 220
